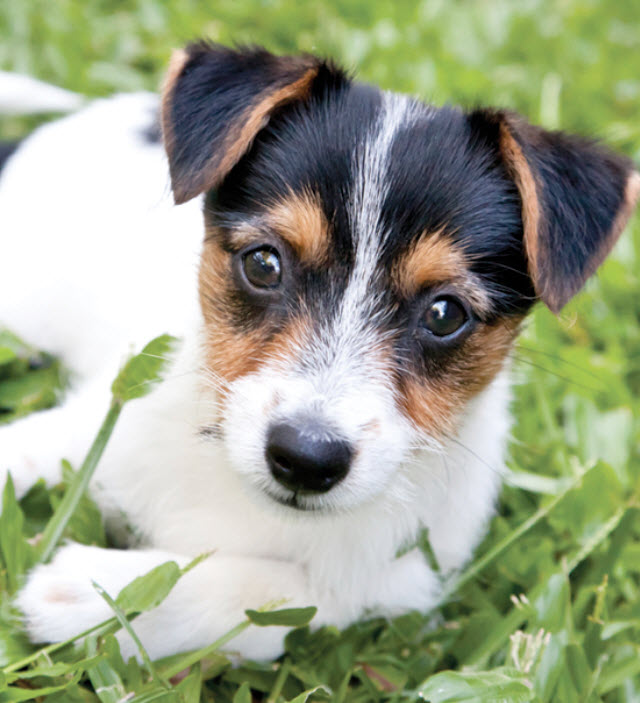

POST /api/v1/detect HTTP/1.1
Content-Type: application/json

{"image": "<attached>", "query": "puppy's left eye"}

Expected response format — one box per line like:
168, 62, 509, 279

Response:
242, 247, 282, 289
423, 296, 468, 337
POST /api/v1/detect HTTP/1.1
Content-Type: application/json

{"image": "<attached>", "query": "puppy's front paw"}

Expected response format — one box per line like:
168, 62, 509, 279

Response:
371, 548, 440, 617
16, 545, 112, 644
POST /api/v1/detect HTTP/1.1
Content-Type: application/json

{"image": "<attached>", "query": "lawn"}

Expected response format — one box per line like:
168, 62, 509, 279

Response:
1, 0, 640, 701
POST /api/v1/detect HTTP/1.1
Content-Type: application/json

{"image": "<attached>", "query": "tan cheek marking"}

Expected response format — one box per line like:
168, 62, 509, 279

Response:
198, 237, 260, 386
268, 190, 331, 265
499, 123, 543, 298
198, 236, 310, 397
397, 318, 523, 436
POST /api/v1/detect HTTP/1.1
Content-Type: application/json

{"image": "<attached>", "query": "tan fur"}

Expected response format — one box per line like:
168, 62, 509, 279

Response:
397, 318, 522, 436
162, 52, 319, 204
268, 190, 331, 265
218, 191, 331, 265
583, 169, 640, 288
213, 68, 318, 189
394, 228, 466, 295
160, 49, 189, 173
498, 123, 542, 295
198, 239, 261, 385
498, 123, 639, 312
394, 229, 491, 314
198, 235, 310, 389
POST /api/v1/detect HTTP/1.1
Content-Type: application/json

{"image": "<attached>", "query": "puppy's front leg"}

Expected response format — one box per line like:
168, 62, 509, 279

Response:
0, 376, 112, 498
18, 543, 311, 661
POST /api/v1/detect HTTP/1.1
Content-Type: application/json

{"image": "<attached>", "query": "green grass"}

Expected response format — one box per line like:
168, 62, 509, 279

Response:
1, 0, 640, 700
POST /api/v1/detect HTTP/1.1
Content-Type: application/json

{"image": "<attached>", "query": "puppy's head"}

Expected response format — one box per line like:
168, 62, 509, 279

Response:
162, 43, 639, 513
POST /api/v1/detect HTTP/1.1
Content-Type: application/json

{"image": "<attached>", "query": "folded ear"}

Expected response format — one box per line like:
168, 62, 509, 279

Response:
161, 42, 346, 205
469, 109, 640, 312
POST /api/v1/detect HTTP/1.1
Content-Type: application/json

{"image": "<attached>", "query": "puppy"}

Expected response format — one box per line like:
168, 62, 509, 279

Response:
0, 43, 638, 661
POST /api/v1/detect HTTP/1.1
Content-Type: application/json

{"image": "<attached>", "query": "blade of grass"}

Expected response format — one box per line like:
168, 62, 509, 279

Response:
36, 400, 122, 563
3, 616, 122, 673
266, 657, 291, 703
157, 620, 251, 680
93, 580, 170, 690
36, 335, 176, 564
441, 467, 590, 602
85, 635, 127, 703
567, 505, 628, 573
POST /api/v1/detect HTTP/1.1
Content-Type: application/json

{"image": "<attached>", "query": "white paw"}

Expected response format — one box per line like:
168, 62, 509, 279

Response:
16, 547, 113, 644
16, 544, 193, 659
369, 549, 440, 617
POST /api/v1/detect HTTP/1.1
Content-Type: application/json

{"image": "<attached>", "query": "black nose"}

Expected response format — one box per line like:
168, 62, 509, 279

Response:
266, 422, 352, 494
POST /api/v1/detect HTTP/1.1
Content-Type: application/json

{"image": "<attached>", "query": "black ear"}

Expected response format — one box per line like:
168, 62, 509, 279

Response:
469, 109, 640, 312
161, 42, 347, 204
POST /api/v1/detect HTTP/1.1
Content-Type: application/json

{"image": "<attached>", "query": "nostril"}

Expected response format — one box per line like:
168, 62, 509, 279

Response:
271, 452, 293, 472
266, 422, 352, 494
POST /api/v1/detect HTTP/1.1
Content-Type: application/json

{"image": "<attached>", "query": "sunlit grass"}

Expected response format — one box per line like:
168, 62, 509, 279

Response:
0, 0, 639, 700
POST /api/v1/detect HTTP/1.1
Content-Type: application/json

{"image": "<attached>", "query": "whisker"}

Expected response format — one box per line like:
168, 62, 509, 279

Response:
440, 431, 503, 478
515, 343, 601, 380
511, 355, 603, 393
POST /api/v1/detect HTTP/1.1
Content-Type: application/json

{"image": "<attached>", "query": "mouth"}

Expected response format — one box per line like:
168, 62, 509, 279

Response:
264, 489, 324, 512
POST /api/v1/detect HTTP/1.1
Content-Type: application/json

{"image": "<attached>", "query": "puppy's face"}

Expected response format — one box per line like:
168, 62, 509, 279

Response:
163, 44, 639, 513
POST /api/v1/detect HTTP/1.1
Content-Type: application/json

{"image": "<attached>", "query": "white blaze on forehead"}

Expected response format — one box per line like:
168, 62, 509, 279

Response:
287, 94, 426, 402
224, 96, 428, 485
350, 93, 419, 252
341, 93, 423, 327
320, 93, 422, 359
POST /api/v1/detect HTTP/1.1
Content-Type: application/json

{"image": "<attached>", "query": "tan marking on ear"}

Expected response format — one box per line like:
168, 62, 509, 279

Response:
397, 317, 522, 436
268, 190, 331, 265
394, 229, 491, 314
498, 123, 543, 294
586, 168, 640, 277
164, 53, 320, 204
540, 168, 639, 313
160, 49, 189, 157
210, 67, 319, 190
618, 170, 640, 234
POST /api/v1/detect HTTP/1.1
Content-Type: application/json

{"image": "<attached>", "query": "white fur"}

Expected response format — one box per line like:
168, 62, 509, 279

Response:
0, 71, 83, 115
0, 91, 510, 660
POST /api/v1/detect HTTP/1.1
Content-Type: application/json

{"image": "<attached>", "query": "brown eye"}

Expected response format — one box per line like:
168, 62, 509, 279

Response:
424, 297, 468, 337
242, 247, 282, 289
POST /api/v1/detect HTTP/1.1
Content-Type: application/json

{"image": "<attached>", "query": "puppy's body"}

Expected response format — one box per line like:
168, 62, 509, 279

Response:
0, 45, 637, 660
0, 91, 506, 659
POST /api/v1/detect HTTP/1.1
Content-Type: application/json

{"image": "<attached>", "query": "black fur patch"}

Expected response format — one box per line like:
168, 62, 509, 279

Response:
469, 109, 637, 311
382, 107, 534, 317
0, 141, 20, 177
164, 42, 348, 203
140, 117, 161, 144
170, 45, 636, 383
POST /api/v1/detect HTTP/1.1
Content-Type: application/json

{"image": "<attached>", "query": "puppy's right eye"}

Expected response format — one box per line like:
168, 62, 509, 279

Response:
242, 247, 282, 289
